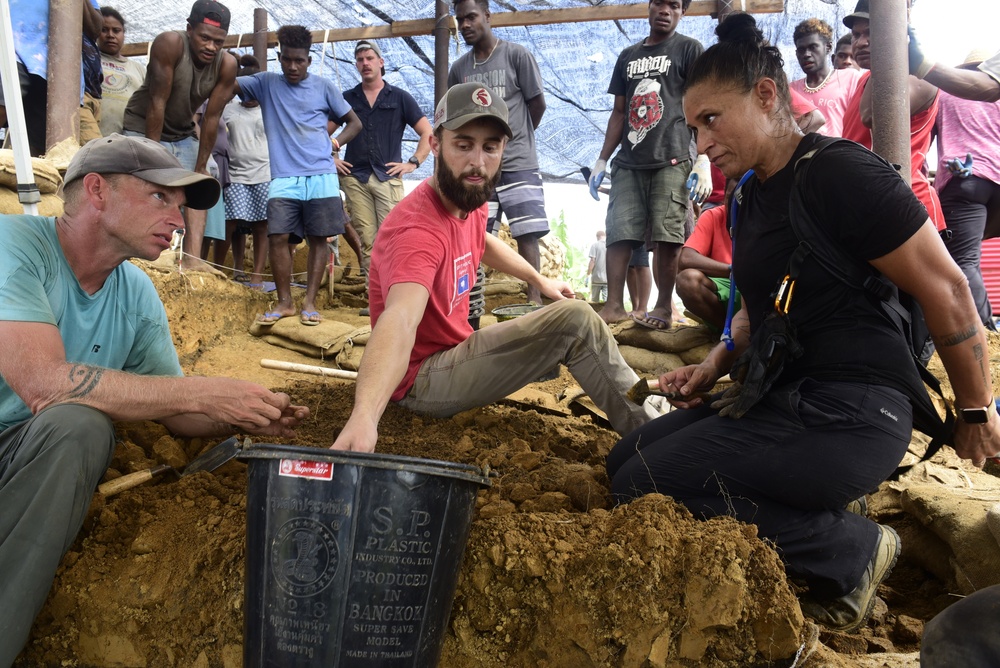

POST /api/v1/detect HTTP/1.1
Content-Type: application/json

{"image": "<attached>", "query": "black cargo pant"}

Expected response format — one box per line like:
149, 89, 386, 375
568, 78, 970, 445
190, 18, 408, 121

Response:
607, 378, 912, 599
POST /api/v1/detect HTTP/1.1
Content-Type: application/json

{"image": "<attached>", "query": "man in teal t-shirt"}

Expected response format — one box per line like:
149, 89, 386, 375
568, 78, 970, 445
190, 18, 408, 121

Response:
0, 134, 310, 665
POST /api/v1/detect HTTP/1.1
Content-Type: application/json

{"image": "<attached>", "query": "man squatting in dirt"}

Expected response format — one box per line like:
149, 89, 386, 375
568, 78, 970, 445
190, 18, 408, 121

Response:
331, 83, 665, 453
0, 135, 309, 666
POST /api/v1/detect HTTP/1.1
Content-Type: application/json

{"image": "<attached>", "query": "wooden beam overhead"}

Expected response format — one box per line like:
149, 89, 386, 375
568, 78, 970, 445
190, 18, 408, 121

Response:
120, 0, 784, 57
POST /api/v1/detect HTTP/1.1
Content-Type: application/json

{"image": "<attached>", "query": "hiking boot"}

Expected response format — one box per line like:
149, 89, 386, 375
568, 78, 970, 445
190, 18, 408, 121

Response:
845, 496, 869, 517
799, 524, 900, 633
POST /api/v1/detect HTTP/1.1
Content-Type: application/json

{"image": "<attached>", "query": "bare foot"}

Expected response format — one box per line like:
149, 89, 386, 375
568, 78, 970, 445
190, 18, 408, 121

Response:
597, 304, 630, 325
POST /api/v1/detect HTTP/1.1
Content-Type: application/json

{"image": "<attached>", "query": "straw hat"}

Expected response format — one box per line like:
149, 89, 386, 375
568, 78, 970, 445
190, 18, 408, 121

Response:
960, 48, 994, 69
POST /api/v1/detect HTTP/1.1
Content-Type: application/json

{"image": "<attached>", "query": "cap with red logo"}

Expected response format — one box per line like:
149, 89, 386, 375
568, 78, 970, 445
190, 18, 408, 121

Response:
433, 83, 512, 138
188, 0, 231, 32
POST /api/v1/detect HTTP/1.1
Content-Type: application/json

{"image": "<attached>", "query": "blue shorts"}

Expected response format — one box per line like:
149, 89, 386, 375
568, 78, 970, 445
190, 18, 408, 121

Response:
268, 173, 341, 201
267, 174, 345, 239
487, 169, 549, 239
629, 247, 650, 267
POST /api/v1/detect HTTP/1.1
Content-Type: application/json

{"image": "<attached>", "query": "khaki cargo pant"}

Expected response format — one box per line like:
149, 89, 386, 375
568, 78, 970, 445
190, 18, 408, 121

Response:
398, 299, 660, 435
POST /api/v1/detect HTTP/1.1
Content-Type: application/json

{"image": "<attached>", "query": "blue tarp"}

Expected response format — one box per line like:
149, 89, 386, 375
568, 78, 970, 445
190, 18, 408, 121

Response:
116, 0, 858, 181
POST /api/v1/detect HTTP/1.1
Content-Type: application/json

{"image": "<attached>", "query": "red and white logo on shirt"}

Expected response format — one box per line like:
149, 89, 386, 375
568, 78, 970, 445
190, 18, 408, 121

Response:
452, 251, 474, 315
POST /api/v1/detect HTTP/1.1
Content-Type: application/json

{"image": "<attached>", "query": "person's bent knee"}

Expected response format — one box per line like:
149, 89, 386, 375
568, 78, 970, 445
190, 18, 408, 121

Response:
30, 404, 116, 473
675, 268, 702, 301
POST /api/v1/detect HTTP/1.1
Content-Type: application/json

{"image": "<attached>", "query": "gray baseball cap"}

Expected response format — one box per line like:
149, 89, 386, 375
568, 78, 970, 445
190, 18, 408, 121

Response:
63, 134, 220, 210
354, 40, 385, 76
433, 83, 512, 138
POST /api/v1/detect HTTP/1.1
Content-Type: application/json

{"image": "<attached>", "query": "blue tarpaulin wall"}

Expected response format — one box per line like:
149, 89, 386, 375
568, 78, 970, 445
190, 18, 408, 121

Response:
116, 0, 858, 181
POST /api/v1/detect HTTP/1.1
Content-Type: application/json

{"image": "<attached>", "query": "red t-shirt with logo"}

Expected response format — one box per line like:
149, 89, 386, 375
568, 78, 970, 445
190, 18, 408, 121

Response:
369, 179, 486, 401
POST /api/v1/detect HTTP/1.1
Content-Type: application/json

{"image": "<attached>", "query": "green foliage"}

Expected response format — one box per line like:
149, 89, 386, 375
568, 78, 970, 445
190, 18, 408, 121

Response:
549, 209, 589, 293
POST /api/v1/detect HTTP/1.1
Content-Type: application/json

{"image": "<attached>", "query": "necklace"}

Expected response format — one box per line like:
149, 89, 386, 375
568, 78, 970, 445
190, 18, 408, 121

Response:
473, 39, 499, 69
803, 69, 834, 93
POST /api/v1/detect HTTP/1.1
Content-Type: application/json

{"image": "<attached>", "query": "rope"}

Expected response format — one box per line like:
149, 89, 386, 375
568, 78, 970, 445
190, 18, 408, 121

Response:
319, 29, 330, 79
174, 248, 316, 282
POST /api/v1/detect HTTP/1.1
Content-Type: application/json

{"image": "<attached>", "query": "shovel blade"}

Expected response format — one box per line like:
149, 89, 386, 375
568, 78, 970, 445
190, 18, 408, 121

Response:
181, 436, 242, 477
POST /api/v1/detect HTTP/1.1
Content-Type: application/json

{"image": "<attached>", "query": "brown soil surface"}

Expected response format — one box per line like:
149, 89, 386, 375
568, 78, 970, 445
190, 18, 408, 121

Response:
15, 266, 981, 667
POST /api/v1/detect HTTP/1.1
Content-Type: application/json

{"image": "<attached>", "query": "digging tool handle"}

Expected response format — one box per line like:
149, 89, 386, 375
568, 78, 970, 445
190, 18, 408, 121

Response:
260, 359, 359, 380
98, 465, 173, 497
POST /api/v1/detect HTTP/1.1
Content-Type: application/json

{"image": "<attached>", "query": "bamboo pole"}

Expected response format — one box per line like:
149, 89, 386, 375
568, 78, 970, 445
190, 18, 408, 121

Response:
260, 359, 359, 380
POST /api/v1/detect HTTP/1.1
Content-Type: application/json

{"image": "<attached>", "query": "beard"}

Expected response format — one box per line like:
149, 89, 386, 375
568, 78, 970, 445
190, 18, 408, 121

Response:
435, 150, 501, 214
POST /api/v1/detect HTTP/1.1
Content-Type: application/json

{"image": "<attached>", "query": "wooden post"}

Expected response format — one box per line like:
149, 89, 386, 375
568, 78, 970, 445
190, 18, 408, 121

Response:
869, 0, 910, 184
253, 8, 268, 71
433, 0, 450, 105
46, 0, 82, 152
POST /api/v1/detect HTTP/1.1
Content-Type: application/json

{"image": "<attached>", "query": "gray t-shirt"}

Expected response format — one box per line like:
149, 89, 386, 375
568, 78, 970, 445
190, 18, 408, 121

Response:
589, 240, 607, 284
222, 99, 271, 184
608, 32, 703, 170
980, 51, 1000, 84
448, 40, 544, 172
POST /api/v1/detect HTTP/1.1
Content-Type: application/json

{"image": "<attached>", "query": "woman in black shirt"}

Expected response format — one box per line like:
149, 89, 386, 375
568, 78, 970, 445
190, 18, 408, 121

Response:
607, 12, 1000, 634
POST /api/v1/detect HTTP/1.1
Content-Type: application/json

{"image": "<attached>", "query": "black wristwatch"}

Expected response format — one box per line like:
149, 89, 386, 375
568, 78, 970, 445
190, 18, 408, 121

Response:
957, 402, 995, 424
408, 156, 421, 168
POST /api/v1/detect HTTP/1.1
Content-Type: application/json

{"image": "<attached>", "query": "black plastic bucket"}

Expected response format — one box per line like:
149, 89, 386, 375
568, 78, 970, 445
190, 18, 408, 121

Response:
239, 443, 490, 667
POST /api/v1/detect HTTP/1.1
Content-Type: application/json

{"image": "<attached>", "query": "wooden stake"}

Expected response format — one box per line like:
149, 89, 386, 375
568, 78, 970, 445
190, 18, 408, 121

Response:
260, 359, 359, 380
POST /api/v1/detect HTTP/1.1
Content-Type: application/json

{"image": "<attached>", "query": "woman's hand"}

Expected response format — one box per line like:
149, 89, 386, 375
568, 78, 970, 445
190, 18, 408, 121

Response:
953, 412, 1000, 467
658, 362, 722, 409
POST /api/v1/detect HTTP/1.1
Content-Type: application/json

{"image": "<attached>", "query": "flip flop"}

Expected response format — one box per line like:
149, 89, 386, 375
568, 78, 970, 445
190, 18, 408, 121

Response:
255, 311, 287, 327
300, 310, 322, 326
630, 312, 671, 331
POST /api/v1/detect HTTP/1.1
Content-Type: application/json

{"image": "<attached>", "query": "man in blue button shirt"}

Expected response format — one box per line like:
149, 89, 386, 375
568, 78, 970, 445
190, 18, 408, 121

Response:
336, 40, 433, 282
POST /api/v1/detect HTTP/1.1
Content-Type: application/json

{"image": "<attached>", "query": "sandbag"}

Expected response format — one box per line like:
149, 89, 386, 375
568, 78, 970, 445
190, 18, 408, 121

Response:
0, 188, 64, 216
613, 321, 716, 354
901, 483, 1000, 593
335, 343, 366, 371
0, 149, 63, 194
249, 317, 370, 360
618, 345, 685, 375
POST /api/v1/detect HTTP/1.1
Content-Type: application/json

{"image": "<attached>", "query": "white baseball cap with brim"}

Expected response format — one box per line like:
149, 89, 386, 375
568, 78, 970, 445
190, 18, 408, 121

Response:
434, 83, 513, 138
62, 134, 221, 210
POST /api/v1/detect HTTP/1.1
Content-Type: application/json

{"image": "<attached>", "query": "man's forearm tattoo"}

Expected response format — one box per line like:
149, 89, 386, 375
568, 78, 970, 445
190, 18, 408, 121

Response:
935, 324, 979, 347
973, 342, 988, 387
67, 365, 103, 398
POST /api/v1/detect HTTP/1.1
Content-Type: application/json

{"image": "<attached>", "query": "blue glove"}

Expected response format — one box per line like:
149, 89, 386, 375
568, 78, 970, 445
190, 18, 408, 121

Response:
583, 275, 590, 287
946, 153, 974, 178
907, 25, 935, 79
589, 159, 607, 201
686, 155, 712, 205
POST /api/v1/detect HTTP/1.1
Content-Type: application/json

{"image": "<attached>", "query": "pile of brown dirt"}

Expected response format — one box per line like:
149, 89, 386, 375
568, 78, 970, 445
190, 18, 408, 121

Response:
15, 267, 975, 667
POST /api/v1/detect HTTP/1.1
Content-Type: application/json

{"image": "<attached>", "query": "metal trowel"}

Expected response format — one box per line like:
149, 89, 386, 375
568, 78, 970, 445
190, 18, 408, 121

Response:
98, 436, 246, 497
